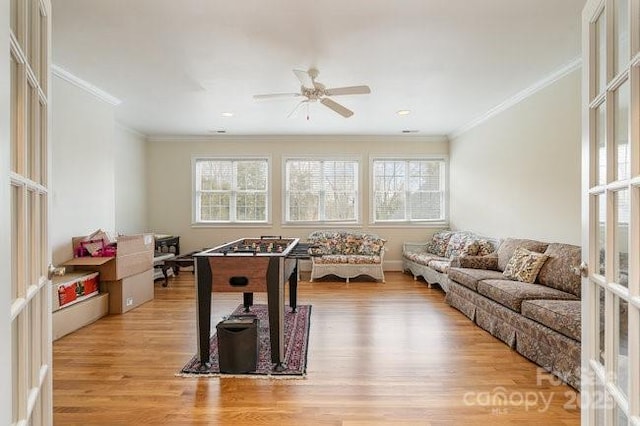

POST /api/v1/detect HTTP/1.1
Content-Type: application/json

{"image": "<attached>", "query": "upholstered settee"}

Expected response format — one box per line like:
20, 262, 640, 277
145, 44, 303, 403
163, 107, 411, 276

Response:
402, 230, 501, 292
445, 238, 582, 389
307, 230, 386, 283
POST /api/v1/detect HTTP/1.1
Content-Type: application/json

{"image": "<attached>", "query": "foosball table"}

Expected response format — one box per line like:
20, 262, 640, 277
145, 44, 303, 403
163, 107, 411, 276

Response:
194, 237, 309, 371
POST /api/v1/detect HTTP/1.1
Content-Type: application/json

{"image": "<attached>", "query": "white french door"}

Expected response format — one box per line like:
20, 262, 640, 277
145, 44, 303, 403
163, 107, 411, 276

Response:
582, 0, 639, 424
6, 0, 52, 424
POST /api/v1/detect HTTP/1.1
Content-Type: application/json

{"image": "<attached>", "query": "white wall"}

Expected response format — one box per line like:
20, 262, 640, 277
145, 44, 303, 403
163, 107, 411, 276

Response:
114, 125, 147, 234
50, 76, 149, 264
146, 136, 449, 269
449, 69, 581, 244
51, 76, 115, 263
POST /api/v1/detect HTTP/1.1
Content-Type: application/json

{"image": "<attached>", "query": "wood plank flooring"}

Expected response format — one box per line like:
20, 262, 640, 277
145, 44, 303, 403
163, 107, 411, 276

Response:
53, 272, 580, 425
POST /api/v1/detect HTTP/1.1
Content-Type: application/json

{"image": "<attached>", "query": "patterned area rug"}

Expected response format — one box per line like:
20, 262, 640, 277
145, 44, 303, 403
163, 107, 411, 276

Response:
179, 304, 311, 377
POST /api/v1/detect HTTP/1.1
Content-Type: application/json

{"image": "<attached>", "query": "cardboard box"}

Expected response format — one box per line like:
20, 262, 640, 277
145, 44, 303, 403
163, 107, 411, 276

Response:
63, 233, 154, 281
52, 293, 109, 341
52, 271, 100, 311
101, 269, 153, 314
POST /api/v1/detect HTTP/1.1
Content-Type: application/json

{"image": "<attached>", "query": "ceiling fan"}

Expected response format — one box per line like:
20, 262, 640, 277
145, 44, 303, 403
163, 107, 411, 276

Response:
253, 68, 371, 119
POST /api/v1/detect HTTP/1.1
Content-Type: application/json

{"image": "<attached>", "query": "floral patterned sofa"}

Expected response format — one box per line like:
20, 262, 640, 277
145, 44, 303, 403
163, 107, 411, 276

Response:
402, 230, 501, 292
307, 230, 386, 283
445, 238, 582, 389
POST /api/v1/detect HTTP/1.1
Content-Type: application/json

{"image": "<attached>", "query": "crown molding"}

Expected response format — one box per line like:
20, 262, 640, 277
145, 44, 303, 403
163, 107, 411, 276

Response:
449, 57, 582, 140
52, 64, 122, 106
146, 134, 448, 143
115, 122, 147, 139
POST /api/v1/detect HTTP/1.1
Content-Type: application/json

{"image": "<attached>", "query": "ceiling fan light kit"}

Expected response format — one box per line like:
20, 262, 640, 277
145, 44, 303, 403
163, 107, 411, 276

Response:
254, 68, 371, 119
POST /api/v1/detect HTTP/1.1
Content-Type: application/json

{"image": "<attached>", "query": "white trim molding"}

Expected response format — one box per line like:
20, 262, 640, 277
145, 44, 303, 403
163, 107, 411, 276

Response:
449, 57, 582, 140
52, 64, 122, 106
115, 122, 147, 139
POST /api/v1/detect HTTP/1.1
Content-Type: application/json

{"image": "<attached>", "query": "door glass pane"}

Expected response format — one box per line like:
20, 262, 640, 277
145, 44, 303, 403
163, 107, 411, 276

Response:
11, 321, 19, 423
11, 185, 19, 301
596, 103, 606, 185
26, 191, 32, 287
39, 101, 47, 185
614, 0, 629, 76
31, 192, 40, 282
10, 55, 19, 173
40, 195, 47, 273
615, 405, 628, 425
26, 82, 35, 180
30, 0, 41, 82
30, 293, 41, 388
39, 11, 47, 94
10, 0, 18, 35
595, 378, 606, 424
595, 11, 607, 95
598, 285, 606, 365
597, 194, 606, 276
24, 0, 31, 64
615, 189, 629, 287
615, 80, 630, 181
617, 299, 628, 398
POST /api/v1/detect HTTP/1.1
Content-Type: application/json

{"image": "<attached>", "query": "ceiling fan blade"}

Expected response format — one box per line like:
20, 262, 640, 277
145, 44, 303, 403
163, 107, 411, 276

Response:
320, 97, 354, 118
324, 85, 371, 96
253, 93, 301, 100
287, 100, 308, 118
293, 69, 314, 89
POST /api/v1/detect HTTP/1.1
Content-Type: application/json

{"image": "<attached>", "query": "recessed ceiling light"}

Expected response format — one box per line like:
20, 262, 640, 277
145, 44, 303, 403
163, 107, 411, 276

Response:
401, 129, 420, 133
397, 110, 411, 116
221, 112, 234, 117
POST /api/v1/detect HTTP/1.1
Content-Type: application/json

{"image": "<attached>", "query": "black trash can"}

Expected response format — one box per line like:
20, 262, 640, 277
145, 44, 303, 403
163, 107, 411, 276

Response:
216, 316, 259, 373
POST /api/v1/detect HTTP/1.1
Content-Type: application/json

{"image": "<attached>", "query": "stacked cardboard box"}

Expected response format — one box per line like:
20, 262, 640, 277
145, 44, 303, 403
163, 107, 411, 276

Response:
52, 271, 109, 340
64, 233, 155, 314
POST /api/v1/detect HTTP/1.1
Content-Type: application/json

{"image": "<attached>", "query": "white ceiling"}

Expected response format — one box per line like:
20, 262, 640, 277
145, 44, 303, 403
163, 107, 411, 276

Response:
51, 0, 585, 137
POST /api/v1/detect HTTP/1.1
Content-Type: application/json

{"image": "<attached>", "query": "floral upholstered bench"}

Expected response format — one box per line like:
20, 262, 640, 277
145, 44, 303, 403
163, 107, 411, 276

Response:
307, 230, 386, 283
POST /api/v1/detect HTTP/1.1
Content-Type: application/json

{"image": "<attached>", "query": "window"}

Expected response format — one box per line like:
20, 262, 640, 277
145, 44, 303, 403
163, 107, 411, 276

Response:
285, 158, 359, 223
372, 158, 446, 223
193, 158, 269, 224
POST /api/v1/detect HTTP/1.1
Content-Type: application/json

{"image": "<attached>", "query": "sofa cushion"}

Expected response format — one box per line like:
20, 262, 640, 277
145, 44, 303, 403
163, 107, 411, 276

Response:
444, 232, 475, 258
313, 254, 381, 264
308, 230, 385, 256
458, 254, 499, 270
536, 243, 582, 297
502, 247, 549, 283
476, 239, 499, 256
403, 251, 447, 266
427, 259, 451, 274
426, 230, 453, 257
348, 255, 382, 264
477, 279, 579, 312
314, 254, 381, 264
355, 235, 386, 256
496, 238, 549, 272
313, 254, 350, 264
521, 299, 582, 341
447, 267, 506, 291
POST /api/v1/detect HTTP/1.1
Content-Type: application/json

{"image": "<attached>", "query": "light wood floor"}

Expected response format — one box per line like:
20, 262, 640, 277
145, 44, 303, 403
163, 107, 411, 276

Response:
53, 271, 580, 425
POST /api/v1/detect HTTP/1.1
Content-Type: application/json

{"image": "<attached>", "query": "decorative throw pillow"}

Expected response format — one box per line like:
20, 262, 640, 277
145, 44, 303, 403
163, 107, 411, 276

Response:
503, 247, 549, 283
444, 232, 474, 258
476, 239, 496, 256
459, 239, 480, 257
427, 231, 453, 257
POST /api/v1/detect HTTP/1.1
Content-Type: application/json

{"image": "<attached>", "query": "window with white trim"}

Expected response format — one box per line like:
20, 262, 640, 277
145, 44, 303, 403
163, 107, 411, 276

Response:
285, 158, 359, 223
372, 158, 446, 223
193, 158, 269, 224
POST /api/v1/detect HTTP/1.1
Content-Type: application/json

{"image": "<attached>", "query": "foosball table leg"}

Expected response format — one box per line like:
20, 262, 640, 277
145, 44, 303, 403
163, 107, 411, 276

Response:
243, 292, 253, 312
